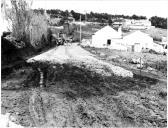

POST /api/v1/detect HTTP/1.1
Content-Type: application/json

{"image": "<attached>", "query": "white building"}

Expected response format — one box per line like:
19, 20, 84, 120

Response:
127, 25, 147, 30
123, 31, 154, 52
91, 25, 123, 48
90, 26, 164, 53
124, 19, 151, 30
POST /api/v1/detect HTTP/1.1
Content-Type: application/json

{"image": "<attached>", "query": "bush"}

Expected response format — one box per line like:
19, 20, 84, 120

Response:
159, 91, 167, 99
151, 33, 162, 42
156, 61, 167, 74
149, 49, 159, 54
148, 60, 167, 75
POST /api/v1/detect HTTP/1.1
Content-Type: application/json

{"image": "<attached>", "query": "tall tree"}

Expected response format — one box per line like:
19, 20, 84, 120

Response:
8, 0, 33, 43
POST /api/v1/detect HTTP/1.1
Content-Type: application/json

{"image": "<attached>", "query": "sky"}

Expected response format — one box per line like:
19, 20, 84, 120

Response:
30, 0, 168, 18
4, 0, 168, 18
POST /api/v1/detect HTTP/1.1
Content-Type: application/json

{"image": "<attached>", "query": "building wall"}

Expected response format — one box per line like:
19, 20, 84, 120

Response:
92, 34, 127, 50
108, 39, 127, 51
124, 19, 151, 30
91, 26, 122, 48
92, 35, 108, 47
123, 32, 154, 52
134, 43, 142, 52
127, 25, 147, 30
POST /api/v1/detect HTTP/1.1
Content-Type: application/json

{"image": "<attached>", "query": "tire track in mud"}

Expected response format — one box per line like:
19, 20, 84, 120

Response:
28, 88, 81, 127
27, 46, 73, 127
28, 88, 46, 127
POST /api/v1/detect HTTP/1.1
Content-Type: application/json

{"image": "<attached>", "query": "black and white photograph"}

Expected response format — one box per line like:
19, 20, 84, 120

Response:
1, 0, 167, 127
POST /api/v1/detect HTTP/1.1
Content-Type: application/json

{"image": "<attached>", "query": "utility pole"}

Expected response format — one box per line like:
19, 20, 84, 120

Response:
84, 10, 87, 23
80, 15, 82, 43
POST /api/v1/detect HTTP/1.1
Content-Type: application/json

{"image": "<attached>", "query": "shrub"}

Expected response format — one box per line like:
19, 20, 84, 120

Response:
152, 34, 162, 42
148, 30, 162, 42
159, 91, 167, 99
148, 60, 167, 75
149, 49, 159, 54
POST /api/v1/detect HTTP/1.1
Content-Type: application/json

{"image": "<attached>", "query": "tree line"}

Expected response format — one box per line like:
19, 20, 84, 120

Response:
150, 16, 167, 29
33, 9, 147, 21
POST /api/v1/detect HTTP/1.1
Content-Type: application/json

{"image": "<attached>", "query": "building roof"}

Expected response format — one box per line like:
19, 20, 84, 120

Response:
93, 25, 121, 38
123, 30, 153, 46
124, 30, 151, 39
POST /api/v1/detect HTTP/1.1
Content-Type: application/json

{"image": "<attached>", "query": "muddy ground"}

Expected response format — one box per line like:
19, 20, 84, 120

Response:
1, 59, 167, 127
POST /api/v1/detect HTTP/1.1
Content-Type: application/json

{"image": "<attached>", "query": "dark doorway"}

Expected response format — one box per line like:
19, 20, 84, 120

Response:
107, 39, 111, 45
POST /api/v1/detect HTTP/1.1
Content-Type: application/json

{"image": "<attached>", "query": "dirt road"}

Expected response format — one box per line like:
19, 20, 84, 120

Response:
27, 44, 95, 64
27, 44, 133, 78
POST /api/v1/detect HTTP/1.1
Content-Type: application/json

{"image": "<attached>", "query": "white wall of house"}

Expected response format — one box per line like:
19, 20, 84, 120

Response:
123, 31, 154, 52
127, 25, 147, 30
108, 39, 127, 51
91, 25, 122, 48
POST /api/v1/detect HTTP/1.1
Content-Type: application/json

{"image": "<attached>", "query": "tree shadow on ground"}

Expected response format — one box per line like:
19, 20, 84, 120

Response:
26, 62, 159, 100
